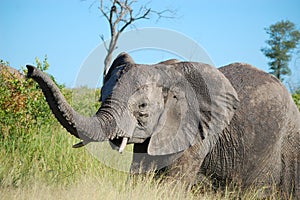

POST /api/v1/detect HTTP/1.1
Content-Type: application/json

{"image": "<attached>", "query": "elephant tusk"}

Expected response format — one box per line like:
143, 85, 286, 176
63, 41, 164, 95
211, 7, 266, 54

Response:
118, 137, 128, 153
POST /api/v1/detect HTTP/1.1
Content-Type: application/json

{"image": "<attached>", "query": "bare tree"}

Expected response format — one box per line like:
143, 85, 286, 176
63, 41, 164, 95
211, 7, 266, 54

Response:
97, 0, 175, 81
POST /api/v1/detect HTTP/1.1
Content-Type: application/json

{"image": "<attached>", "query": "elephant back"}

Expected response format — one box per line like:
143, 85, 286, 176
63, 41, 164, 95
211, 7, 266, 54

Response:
219, 63, 300, 196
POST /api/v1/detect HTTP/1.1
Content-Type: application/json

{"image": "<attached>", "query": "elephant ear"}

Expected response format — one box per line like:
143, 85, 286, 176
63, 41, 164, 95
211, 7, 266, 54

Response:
100, 52, 135, 102
148, 62, 239, 156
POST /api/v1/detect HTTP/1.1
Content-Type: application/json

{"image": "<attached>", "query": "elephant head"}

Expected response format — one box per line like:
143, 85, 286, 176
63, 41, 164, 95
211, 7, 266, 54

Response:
26, 52, 239, 156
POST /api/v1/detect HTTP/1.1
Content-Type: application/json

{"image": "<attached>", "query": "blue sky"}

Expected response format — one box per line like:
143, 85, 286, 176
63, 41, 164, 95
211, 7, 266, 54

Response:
1, 0, 300, 88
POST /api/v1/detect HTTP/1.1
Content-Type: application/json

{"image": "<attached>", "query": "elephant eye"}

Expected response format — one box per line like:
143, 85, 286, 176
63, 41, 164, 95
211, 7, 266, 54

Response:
139, 103, 147, 109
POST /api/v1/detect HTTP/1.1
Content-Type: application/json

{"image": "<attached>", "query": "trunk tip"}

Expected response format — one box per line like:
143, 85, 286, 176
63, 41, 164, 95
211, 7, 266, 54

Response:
26, 65, 36, 78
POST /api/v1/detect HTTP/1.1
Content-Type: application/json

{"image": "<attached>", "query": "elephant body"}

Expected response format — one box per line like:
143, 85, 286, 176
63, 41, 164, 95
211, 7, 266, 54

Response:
130, 62, 300, 197
218, 63, 300, 194
26, 53, 300, 198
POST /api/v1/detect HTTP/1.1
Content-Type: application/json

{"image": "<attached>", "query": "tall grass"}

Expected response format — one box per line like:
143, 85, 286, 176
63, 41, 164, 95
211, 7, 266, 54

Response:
1, 125, 102, 187
0, 114, 284, 200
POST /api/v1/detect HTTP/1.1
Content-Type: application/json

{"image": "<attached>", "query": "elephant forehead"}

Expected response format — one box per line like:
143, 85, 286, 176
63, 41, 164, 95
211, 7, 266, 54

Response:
103, 65, 161, 103
129, 83, 164, 102
119, 65, 162, 89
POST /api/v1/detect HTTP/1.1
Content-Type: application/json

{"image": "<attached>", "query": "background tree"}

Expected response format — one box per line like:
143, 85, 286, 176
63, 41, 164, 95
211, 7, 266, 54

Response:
261, 20, 300, 81
292, 88, 300, 111
96, 0, 175, 81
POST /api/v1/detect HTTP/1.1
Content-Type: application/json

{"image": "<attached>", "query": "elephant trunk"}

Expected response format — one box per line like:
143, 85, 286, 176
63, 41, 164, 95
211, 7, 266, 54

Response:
26, 65, 109, 143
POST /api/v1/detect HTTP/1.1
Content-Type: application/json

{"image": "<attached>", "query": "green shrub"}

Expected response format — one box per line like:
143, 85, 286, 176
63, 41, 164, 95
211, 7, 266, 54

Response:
292, 92, 300, 111
0, 57, 106, 188
0, 57, 56, 138
69, 86, 101, 116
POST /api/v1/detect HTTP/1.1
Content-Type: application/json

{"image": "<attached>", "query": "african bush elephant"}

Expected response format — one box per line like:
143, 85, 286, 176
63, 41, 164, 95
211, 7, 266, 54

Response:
26, 52, 300, 198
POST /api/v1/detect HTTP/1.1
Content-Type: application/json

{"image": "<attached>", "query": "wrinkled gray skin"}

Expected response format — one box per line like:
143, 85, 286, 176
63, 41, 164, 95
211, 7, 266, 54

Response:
26, 53, 300, 198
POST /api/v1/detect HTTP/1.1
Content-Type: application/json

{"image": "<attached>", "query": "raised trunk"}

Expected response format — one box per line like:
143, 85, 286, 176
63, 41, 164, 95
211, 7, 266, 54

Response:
26, 65, 108, 143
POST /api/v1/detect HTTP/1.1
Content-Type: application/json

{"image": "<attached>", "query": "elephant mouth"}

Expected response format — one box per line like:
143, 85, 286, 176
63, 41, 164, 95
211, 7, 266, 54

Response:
128, 137, 147, 143
73, 136, 147, 153
109, 137, 147, 153
106, 137, 128, 153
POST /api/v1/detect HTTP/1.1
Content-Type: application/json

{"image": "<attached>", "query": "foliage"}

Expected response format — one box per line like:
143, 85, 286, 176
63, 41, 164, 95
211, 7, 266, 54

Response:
69, 86, 101, 116
261, 20, 300, 81
292, 88, 300, 111
0, 56, 70, 138
0, 59, 10, 66
0, 57, 57, 138
0, 57, 105, 187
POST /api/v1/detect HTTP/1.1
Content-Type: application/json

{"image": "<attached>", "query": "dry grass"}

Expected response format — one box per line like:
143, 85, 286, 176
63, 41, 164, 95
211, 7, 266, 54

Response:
1, 174, 285, 200
0, 125, 286, 200
1, 176, 188, 200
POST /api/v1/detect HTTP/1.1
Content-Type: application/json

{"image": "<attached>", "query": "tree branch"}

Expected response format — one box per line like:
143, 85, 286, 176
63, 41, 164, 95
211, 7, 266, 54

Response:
99, 34, 109, 51
150, 9, 177, 23
99, 0, 110, 22
94, 0, 177, 81
119, 8, 150, 33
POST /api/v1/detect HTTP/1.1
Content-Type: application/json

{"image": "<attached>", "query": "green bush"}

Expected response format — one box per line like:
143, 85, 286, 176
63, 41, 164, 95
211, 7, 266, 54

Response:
0, 57, 108, 188
0, 57, 56, 138
292, 91, 300, 111
70, 86, 101, 116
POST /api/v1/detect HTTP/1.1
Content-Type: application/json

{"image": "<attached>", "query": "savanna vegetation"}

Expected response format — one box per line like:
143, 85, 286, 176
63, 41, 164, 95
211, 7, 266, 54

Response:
0, 57, 299, 200
293, 90, 300, 110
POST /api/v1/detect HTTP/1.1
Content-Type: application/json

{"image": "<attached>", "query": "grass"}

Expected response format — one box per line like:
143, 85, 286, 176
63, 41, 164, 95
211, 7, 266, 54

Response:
0, 122, 192, 200
0, 124, 285, 200
1, 176, 191, 200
